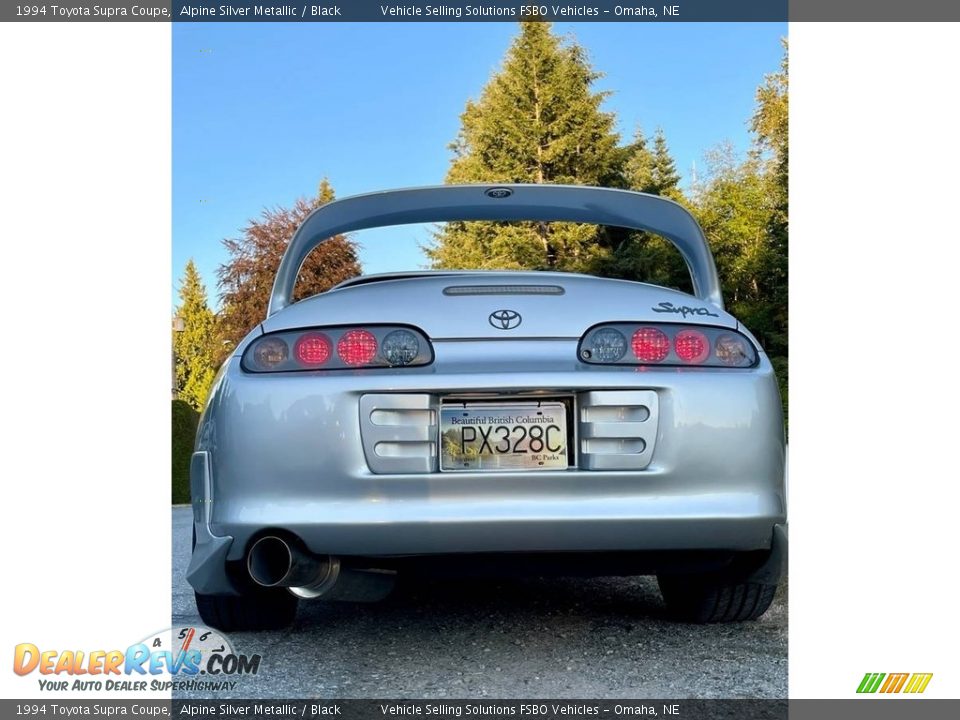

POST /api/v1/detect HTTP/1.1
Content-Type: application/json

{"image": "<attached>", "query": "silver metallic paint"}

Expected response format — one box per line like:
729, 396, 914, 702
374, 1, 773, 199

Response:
187, 186, 786, 597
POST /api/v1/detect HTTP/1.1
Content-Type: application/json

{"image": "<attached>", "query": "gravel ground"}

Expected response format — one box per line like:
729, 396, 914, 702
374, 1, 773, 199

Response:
172, 507, 786, 699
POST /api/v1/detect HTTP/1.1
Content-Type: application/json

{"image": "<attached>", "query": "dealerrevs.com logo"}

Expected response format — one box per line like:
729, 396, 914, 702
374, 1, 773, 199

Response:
13, 626, 261, 693
857, 672, 933, 694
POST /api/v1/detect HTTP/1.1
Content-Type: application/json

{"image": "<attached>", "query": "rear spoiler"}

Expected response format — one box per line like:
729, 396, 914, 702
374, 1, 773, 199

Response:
267, 184, 723, 317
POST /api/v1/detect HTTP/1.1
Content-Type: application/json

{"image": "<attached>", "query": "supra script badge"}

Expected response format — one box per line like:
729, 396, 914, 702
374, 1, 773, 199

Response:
652, 301, 719, 318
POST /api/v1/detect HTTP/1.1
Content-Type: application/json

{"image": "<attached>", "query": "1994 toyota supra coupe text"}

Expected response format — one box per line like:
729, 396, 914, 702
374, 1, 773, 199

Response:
187, 184, 787, 630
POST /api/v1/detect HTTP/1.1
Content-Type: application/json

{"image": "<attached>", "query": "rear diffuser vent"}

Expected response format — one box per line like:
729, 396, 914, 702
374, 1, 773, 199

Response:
443, 285, 564, 296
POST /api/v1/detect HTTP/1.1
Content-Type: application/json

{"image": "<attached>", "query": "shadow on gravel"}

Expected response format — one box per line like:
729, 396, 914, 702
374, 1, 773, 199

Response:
171, 508, 787, 699
297, 574, 669, 625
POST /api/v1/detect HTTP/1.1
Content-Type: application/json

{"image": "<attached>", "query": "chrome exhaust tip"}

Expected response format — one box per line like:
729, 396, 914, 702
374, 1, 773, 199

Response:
247, 535, 327, 589
246, 535, 395, 602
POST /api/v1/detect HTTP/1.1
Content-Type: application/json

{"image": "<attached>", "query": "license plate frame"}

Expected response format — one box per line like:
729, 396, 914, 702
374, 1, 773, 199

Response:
439, 400, 570, 472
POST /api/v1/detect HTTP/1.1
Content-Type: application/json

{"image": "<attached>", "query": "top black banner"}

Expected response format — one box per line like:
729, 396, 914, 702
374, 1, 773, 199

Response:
7, 0, 956, 22
175, 1, 787, 21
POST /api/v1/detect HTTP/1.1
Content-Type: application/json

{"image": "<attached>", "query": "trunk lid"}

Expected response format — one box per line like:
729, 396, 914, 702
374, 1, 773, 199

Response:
260, 271, 737, 339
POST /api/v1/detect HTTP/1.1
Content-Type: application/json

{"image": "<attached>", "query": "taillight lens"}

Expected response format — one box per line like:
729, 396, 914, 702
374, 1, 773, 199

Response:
294, 333, 332, 366
587, 328, 627, 362
253, 337, 289, 369
337, 329, 378, 366
241, 325, 432, 373
715, 334, 752, 366
631, 327, 670, 363
381, 329, 421, 366
674, 329, 709, 364
579, 323, 758, 368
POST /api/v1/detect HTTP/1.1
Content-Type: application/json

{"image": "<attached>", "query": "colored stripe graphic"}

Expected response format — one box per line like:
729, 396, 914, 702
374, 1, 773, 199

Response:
903, 673, 933, 694
880, 673, 909, 693
857, 673, 885, 693
858, 672, 933, 694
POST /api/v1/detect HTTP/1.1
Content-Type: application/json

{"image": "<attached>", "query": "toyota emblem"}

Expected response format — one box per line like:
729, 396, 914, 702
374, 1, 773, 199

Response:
489, 309, 522, 330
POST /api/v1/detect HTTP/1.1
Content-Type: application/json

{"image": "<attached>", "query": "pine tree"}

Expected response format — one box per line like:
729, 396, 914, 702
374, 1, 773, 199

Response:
624, 127, 655, 194
173, 260, 218, 412
600, 127, 689, 290
218, 179, 361, 350
426, 22, 623, 272
650, 128, 682, 198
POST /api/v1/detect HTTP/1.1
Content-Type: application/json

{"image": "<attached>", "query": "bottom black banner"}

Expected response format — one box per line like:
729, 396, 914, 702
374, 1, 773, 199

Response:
174, 700, 784, 719
3, 699, 959, 720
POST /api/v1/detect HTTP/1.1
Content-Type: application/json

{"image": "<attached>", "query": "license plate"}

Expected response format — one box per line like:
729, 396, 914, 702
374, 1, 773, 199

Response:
440, 402, 569, 471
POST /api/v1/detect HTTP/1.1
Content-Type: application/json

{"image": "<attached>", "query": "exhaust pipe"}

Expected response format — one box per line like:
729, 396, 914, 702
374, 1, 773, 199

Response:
246, 535, 395, 602
247, 535, 325, 588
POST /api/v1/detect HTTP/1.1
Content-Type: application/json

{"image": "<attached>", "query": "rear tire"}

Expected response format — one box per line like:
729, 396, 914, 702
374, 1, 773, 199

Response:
195, 589, 298, 632
191, 518, 299, 631
657, 574, 777, 623
192, 526, 299, 631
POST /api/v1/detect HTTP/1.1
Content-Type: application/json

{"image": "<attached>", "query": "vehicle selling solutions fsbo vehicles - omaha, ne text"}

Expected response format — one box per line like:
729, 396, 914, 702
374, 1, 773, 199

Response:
187, 184, 787, 630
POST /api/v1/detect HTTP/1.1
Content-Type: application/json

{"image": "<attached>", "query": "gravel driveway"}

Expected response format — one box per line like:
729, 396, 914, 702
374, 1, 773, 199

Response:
172, 507, 786, 699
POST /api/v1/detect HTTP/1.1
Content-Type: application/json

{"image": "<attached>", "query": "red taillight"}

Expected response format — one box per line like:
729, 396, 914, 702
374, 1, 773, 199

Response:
294, 332, 332, 366
580, 323, 758, 368
243, 326, 431, 372
674, 329, 709, 363
337, 329, 378, 366
632, 327, 670, 362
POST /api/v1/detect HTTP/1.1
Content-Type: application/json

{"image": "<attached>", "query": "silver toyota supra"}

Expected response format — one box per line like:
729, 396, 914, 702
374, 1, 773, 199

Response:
187, 184, 786, 630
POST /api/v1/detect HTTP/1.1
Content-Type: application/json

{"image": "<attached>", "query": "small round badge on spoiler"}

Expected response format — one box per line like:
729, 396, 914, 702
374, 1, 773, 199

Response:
485, 187, 513, 199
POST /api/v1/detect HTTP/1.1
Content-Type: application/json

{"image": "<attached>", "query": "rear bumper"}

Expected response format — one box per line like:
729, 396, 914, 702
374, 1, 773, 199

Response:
187, 348, 785, 596
188, 490, 785, 595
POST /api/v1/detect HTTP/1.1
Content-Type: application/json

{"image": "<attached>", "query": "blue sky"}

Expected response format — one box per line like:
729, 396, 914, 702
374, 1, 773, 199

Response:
173, 22, 786, 307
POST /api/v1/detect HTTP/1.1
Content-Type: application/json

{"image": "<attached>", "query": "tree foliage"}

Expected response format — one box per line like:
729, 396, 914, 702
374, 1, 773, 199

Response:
426, 22, 789, 422
217, 179, 361, 350
752, 39, 788, 165
603, 42, 789, 419
426, 21, 623, 272
598, 127, 689, 290
172, 399, 199, 504
691, 40, 789, 416
691, 145, 783, 353
173, 259, 219, 412
624, 128, 655, 194
650, 128, 682, 198
750, 38, 788, 358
